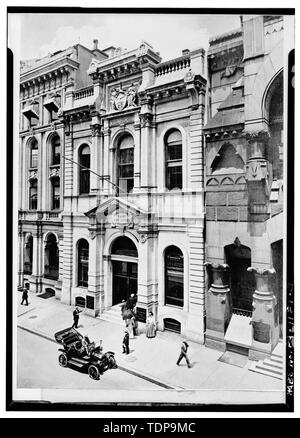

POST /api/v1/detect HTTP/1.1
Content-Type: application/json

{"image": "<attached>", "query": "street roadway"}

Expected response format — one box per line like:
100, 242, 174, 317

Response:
17, 327, 161, 390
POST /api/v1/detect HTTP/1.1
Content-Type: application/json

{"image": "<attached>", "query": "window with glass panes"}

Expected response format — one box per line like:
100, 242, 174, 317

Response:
165, 130, 182, 190
79, 145, 90, 194
23, 235, 33, 274
118, 135, 134, 194
165, 246, 184, 307
52, 136, 60, 165
52, 178, 60, 210
29, 180, 38, 210
30, 140, 38, 168
78, 239, 89, 287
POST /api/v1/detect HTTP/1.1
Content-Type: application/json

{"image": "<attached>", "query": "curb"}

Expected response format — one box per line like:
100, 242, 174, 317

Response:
17, 324, 183, 390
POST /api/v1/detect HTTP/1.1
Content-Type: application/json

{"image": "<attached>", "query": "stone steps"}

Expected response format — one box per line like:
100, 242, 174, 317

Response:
249, 342, 284, 380
98, 305, 125, 327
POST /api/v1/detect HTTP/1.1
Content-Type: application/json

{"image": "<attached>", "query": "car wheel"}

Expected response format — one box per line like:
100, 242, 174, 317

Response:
58, 353, 68, 367
88, 364, 100, 380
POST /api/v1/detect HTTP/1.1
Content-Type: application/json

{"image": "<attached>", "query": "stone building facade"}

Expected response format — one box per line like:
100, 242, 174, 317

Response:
18, 40, 206, 342
204, 15, 288, 360
17, 14, 291, 356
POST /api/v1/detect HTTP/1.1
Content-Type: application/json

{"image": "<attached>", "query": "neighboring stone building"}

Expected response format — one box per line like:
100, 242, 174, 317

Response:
18, 40, 207, 342
204, 15, 287, 362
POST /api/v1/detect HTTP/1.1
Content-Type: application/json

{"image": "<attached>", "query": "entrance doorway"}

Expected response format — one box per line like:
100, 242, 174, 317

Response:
225, 242, 255, 315
111, 236, 138, 306
112, 261, 137, 305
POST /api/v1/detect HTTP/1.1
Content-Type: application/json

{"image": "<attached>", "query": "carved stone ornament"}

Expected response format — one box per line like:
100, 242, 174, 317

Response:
110, 210, 134, 228
244, 130, 270, 144
28, 170, 38, 181
137, 43, 148, 57
51, 121, 56, 131
184, 68, 195, 83
110, 84, 138, 112
91, 124, 101, 137
139, 113, 152, 128
87, 58, 102, 75
89, 229, 97, 240
49, 168, 60, 179
140, 234, 148, 243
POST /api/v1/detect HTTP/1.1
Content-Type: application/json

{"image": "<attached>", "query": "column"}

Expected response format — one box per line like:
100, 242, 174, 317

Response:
90, 119, 102, 194
103, 126, 112, 194
187, 225, 205, 343
55, 234, 63, 300
139, 112, 153, 189
61, 213, 73, 305
248, 267, 279, 360
86, 227, 105, 317
133, 115, 141, 191
17, 228, 24, 290
137, 232, 158, 329
32, 226, 43, 293
204, 263, 232, 351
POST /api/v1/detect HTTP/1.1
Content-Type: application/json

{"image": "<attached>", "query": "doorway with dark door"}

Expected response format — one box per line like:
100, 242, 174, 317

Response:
112, 261, 137, 305
110, 236, 138, 306
225, 241, 255, 315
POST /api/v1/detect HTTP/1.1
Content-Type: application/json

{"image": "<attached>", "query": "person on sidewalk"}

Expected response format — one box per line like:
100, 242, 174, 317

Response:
122, 329, 130, 354
176, 339, 191, 368
127, 293, 137, 311
145, 311, 156, 338
131, 313, 138, 337
72, 307, 82, 329
120, 299, 128, 318
21, 283, 29, 306
126, 316, 134, 339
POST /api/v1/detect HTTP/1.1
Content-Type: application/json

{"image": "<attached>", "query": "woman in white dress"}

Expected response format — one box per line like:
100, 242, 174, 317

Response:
146, 311, 156, 338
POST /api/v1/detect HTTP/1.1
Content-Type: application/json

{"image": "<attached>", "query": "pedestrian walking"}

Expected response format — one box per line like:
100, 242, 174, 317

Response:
72, 306, 82, 328
176, 339, 191, 368
122, 329, 130, 354
21, 283, 29, 305
145, 311, 156, 338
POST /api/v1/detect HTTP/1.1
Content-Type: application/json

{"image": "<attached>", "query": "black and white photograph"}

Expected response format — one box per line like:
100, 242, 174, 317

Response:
6, 6, 295, 410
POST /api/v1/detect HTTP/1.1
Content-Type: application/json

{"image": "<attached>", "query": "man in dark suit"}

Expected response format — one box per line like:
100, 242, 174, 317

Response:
122, 329, 130, 354
176, 339, 191, 368
21, 283, 29, 305
72, 307, 82, 328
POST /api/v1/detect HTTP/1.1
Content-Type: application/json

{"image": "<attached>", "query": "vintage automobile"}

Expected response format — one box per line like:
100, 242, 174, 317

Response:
54, 327, 117, 380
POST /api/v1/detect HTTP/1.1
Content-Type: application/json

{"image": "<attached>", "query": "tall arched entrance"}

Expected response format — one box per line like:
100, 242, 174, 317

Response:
225, 241, 255, 314
111, 236, 138, 305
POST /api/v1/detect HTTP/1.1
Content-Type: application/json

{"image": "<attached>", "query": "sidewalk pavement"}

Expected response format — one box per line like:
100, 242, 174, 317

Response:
17, 291, 284, 392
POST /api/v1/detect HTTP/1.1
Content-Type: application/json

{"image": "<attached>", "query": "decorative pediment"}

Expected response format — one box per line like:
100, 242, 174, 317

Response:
84, 197, 147, 228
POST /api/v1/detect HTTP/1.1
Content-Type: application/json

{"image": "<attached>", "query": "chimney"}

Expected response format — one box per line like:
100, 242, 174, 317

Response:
93, 39, 98, 51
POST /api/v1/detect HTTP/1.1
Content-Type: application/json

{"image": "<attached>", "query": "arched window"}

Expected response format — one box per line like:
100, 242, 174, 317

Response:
111, 236, 138, 258
29, 180, 38, 210
165, 245, 184, 307
118, 134, 134, 194
79, 145, 90, 194
51, 136, 60, 165
165, 130, 182, 190
23, 234, 33, 275
77, 239, 89, 287
44, 234, 59, 280
268, 72, 283, 180
211, 143, 244, 174
30, 139, 38, 168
